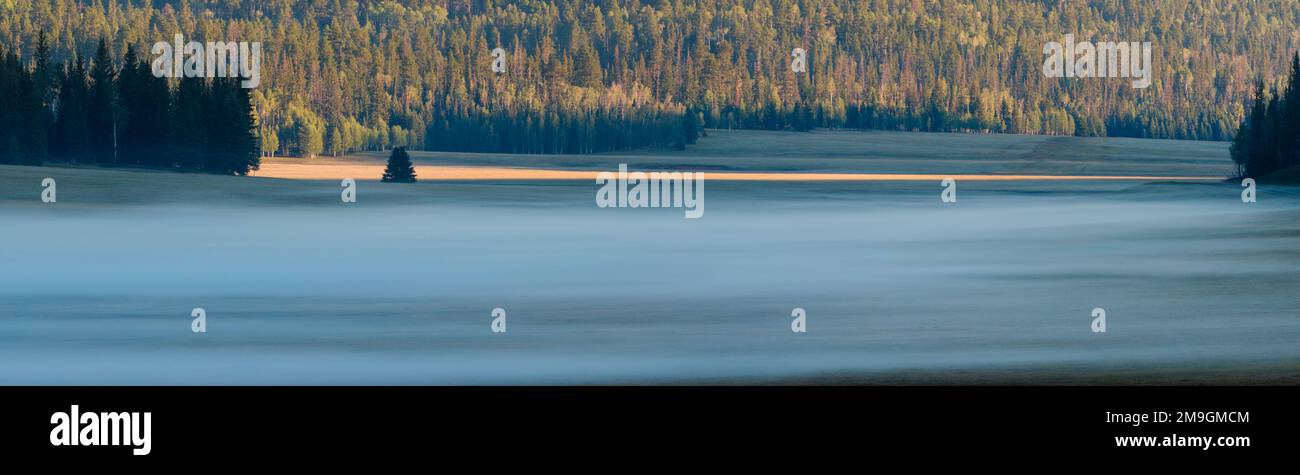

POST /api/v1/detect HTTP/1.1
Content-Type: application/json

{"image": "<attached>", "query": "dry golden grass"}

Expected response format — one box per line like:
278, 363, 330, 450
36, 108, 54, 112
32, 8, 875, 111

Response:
254, 160, 1220, 182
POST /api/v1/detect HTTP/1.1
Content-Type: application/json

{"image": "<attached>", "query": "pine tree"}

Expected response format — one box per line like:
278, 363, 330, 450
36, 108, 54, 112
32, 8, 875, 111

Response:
0, 48, 18, 165
172, 75, 207, 170
88, 38, 118, 166
53, 55, 91, 163
330, 127, 343, 157
230, 82, 262, 175
18, 54, 47, 165
31, 31, 53, 164
381, 146, 417, 183
683, 106, 700, 144
575, 43, 603, 88
120, 45, 172, 168
33, 31, 53, 111
117, 44, 140, 167
200, 78, 261, 175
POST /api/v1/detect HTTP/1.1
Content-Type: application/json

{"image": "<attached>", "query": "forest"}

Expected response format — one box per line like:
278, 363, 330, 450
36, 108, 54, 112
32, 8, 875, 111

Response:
1232, 53, 1300, 179
0, 34, 259, 172
3, 0, 1300, 171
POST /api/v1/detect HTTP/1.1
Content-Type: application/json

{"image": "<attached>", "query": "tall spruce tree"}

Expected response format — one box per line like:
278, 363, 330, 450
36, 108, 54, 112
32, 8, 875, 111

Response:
117, 44, 172, 168
172, 75, 207, 171
0, 48, 18, 164
88, 38, 118, 166
203, 78, 260, 175
53, 55, 91, 163
381, 146, 417, 183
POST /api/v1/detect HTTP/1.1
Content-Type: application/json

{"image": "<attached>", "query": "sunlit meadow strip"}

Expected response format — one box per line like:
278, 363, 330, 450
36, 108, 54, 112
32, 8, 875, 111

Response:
253, 162, 1220, 182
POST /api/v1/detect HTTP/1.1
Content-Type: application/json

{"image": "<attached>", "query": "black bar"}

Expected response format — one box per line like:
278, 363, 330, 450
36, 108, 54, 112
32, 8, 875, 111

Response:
1, 386, 1291, 462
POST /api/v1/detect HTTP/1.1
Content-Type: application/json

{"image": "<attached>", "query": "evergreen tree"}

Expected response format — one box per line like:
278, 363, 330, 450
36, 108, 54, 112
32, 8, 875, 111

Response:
330, 127, 343, 157
53, 55, 91, 163
33, 31, 53, 113
118, 45, 172, 168
30, 30, 53, 164
381, 146, 417, 183
88, 38, 118, 166
575, 43, 603, 88
228, 81, 262, 175
172, 75, 207, 170
18, 56, 48, 166
201, 78, 261, 175
683, 106, 700, 144
0, 48, 17, 165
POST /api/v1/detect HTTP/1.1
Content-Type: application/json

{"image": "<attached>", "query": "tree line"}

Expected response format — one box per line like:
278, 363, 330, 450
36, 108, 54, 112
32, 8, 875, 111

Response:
5, 0, 1300, 163
1232, 53, 1300, 179
0, 32, 259, 174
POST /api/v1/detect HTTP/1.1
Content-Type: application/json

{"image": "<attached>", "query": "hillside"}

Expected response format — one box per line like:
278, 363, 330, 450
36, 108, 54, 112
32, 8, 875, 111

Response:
2, 0, 1300, 165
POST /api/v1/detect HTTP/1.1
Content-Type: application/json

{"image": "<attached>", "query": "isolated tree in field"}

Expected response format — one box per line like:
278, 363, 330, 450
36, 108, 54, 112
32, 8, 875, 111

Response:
382, 147, 417, 183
